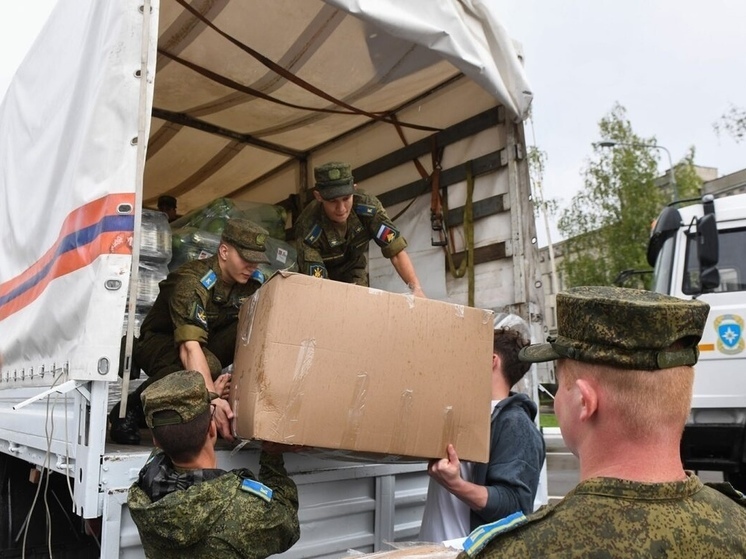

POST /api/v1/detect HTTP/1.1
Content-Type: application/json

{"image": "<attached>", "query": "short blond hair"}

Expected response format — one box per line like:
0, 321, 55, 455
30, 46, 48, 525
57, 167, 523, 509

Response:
562, 360, 693, 440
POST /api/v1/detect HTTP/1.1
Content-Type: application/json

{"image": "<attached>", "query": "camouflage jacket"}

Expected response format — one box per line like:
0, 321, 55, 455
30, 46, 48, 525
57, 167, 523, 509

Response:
139, 255, 259, 346
460, 473, 746, 558
294, 191, 407, 285
127, 450, 300, 559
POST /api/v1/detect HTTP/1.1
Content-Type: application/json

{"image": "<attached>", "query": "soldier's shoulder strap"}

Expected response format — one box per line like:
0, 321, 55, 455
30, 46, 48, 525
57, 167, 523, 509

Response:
461, 511, 527, 557
353, 191, 379, 219
462, 506, 553, 557
235, 470, 274, 503
303, 223, 323, 246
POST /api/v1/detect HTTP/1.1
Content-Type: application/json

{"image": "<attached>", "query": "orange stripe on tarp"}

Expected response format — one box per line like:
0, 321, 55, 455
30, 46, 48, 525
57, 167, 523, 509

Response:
698, 343, 715, 352
0, 194, 136, 320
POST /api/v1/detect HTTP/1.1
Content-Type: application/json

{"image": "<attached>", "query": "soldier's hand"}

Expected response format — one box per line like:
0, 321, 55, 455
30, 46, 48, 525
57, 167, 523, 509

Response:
427, 444, 461, 488
214, 373, 231, 399
212, 397, 235, 442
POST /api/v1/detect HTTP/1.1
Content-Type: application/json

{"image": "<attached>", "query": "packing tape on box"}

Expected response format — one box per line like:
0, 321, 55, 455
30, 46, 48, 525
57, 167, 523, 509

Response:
390, 389, 415, 451
276, 338, 316, 442
439, 405, 456, 454
240, 291, 261, 346
341, 372, 370, 449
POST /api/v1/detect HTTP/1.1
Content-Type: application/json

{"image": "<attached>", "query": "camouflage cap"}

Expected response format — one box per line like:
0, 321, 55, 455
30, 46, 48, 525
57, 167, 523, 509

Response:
519, 286, 710, 370
140, 370, 211, 428
314, 161, 355, 200
221, 219, 270, 263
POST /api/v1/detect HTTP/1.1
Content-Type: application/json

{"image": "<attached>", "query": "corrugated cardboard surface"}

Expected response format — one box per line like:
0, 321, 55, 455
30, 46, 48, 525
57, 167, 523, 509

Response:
230, 273, 492, 462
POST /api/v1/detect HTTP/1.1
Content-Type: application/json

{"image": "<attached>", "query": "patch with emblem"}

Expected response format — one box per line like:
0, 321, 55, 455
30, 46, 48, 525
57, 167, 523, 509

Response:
200, 270, 217, 290
304, 224, 323, 246
189, 302, 208, 329
462, 511, 527, 557
715, 314, 744, 355
240, 478, 273, 503
376, 223, 399, 245
355, 204, 376, 217
309, 264, 327, 278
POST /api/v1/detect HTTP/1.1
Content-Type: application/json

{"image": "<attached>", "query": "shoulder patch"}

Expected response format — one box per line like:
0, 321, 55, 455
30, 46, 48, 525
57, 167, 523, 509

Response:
240, 478, 273, 503
462, 511, 528, 557
189, 302, 208, 329
308, 263, 327, 279
355, 203, 376, 217
200, 270, 217, 290
304, 223, 323, 246
375, 223, 400, 245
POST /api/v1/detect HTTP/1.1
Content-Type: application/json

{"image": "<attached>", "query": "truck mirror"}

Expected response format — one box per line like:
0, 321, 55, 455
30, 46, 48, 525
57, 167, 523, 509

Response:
697, 212, 719, 292
647, 206, 681, 267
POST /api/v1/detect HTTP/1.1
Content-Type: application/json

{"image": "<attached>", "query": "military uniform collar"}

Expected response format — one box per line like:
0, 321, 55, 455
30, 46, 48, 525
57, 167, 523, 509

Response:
318, 202, 364, 247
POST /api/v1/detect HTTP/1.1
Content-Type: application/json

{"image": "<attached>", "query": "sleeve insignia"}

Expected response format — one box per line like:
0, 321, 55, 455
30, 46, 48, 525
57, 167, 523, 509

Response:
355, 204, 376, 217
304, 224, 323, 246
240, 478, 274, 503
200, 270, 217, 290
189, 302, 208, 329
462, 511, 528, 557
376, 223, 399, 245
309, 264, 327, 278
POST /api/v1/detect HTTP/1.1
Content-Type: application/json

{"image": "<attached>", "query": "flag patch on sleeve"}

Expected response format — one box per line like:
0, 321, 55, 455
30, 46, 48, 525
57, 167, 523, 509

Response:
376, 224, 399, 244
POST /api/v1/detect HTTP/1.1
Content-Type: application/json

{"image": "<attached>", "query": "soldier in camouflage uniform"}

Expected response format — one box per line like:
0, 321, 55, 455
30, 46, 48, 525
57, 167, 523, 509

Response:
294, 162, 425, 296
460, 286, 746, 559
110, 219, 269, 445
128, 370, 300, 559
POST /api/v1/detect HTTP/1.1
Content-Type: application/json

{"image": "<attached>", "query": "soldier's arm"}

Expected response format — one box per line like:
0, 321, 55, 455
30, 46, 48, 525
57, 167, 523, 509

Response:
390, 250, 425, 297
179, 341, 235, 441
295, 236, 328, 278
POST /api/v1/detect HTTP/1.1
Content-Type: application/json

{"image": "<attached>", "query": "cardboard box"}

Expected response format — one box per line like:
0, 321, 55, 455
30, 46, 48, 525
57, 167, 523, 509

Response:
229, 273, 493, 462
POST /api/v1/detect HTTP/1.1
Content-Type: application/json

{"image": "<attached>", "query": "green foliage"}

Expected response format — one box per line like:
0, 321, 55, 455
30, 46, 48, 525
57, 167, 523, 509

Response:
558, 103, 687, 289
674, 147, 705, 201
714, 105, 746, 143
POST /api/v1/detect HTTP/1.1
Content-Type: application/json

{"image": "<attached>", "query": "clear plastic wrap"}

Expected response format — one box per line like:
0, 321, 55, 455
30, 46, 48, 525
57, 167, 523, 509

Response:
140, 208, 172, 262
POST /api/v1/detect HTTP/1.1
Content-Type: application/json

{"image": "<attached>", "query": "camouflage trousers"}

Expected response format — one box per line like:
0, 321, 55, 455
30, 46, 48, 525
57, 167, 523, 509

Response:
126, 323, 238, 412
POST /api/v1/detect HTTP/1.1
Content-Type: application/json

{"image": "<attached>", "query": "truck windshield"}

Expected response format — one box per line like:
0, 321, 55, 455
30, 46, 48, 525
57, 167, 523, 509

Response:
682, 227, 746, 294
651, 235, 675, 294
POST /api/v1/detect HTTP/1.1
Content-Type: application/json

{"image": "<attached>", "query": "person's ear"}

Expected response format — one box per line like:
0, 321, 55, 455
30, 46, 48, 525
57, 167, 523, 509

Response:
575, 378, 598, 422
492, 353, 500, 371
218, 242, 228, 261
313, 190, 323, 202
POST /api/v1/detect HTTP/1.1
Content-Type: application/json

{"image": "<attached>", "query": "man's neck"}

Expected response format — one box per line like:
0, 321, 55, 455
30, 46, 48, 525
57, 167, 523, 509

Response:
171, 446, 217, 470
578, 435, 687, 483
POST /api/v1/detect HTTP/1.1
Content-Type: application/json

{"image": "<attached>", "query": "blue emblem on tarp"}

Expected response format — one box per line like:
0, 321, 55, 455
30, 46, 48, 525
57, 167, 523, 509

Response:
716, 314, 744, 355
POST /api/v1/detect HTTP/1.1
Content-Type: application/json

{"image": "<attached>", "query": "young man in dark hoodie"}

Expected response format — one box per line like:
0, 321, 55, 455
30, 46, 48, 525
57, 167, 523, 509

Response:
419, 317, 546, 542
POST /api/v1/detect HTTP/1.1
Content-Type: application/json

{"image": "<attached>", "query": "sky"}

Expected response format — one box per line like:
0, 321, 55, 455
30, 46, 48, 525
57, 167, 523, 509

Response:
2, 1, 745, 246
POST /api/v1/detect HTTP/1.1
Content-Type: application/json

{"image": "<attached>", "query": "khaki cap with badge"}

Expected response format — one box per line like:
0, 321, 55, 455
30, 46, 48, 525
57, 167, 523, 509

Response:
314, 161, 355, 200
221, 219, 270, 263
141, 370, 211, 428
519, 286, 710, 370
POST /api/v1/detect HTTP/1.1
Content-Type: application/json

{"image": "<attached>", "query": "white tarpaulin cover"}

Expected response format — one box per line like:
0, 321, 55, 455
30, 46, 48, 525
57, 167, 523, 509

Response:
0, 0, 530, 372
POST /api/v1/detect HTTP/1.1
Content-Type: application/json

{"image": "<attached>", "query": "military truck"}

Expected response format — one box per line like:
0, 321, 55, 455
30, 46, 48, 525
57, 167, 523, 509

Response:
0, 1, 545, 556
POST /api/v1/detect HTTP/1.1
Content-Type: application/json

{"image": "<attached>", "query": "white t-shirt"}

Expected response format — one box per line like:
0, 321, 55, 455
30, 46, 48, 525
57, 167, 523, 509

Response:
418, 400, 500, 542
